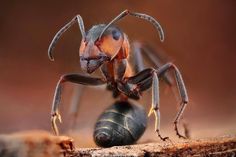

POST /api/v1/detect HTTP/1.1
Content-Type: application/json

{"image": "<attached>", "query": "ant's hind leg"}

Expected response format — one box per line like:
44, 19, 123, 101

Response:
157, 63, 189, 139
132, 42, 174, 86
68, 85, 84, 131
51, 73, 105, 135
131, 42, 145, 73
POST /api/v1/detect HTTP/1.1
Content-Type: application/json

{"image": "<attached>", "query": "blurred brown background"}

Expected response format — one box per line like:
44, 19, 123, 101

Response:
0, 1, 235, 147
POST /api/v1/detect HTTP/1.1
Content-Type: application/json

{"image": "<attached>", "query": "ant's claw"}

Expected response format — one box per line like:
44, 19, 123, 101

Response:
156, 129, 169, 141
160, 136, 169, 141
174, 122, 188, 139
177, 133, 187, 139
51, 111, 62, 136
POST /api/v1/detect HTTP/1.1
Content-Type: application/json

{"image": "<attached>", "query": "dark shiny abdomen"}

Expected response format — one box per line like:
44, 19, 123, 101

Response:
93, 101, 147, 147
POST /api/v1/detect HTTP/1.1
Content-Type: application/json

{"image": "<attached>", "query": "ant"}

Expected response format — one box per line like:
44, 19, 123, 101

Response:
48, 10, 189, 142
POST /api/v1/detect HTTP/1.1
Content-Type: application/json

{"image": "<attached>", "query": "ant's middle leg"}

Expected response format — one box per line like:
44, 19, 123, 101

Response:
126, 68, 169, 141
149, 72, 169, 141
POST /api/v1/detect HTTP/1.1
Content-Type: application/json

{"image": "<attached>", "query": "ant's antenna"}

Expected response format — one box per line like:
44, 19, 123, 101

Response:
99, 10, 164, 42
48, 15, 86, 61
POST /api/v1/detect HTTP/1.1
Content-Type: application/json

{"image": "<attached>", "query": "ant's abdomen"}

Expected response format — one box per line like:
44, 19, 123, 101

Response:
93, 101, 147, 147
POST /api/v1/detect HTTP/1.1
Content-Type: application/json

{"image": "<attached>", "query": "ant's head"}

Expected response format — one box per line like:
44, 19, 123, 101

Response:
79, 25, 124, 73
48, 10, 164, 74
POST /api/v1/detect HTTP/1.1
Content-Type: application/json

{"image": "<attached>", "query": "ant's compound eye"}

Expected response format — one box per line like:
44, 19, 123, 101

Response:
112, 30, 121, 40
98, 27, 124, 58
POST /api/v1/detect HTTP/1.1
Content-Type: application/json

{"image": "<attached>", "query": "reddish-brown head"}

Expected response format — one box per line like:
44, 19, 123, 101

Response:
79, 25, 124, 73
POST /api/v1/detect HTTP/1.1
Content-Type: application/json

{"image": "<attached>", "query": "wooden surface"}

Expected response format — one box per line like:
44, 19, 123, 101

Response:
0, 131, 235, 157
69, 136, 236, 157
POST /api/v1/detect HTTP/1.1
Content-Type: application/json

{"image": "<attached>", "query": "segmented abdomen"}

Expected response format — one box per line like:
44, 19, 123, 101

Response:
93, 101, 147, 147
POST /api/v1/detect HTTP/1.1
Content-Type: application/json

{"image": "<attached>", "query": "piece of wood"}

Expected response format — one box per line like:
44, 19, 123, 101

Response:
68, 136, 236, 157
0, 130, 74, 157
0, 131, 235, 157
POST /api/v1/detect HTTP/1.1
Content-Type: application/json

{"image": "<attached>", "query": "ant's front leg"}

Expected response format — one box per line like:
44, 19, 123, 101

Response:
51, 73, 106, 135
